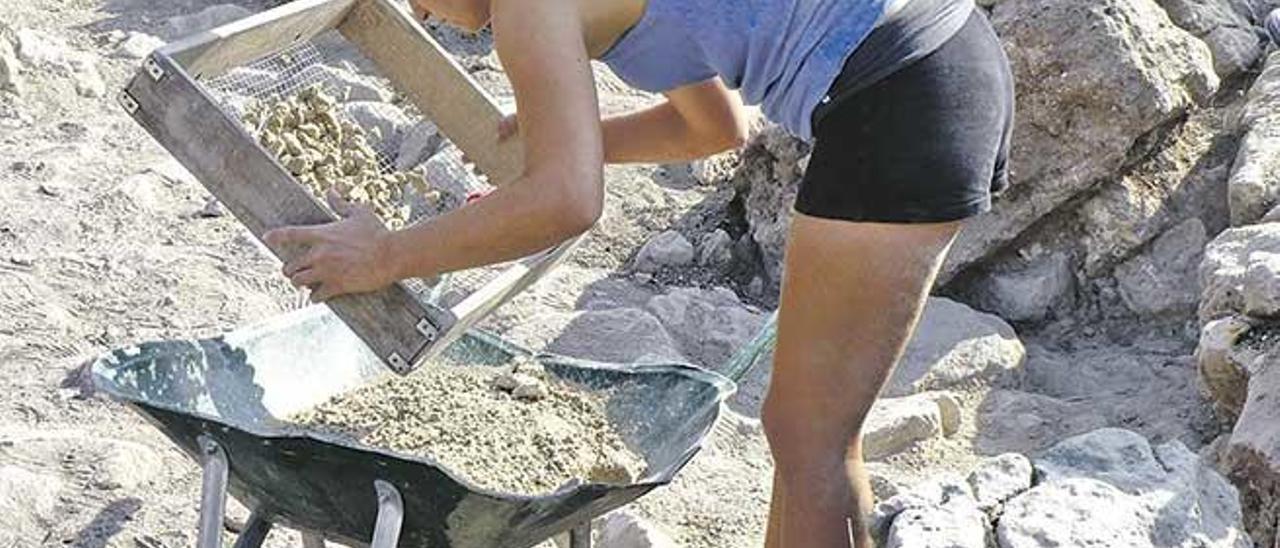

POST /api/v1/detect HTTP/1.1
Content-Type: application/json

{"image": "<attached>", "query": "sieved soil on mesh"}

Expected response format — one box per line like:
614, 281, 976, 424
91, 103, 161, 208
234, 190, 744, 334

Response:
290, 359, 647, 495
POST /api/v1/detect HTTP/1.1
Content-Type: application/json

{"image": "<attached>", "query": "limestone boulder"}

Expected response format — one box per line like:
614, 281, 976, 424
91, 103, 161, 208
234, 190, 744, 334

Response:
944, 0, 1218, 281
1200, 223, 1280, 322
966, 453, 1034, 513
645, 286, 765, 367
1157, 0, 1265, 78
871, 475, 988, 547
735, 124, 810, 284
1229, 51, 1280, 226
966, 252, 1075, 323
634, 230, 695, 273
887, 297, 1025, 397
1115, 218, 1208, 318
506, 307, 685, 364
1197, 318, 1280, 546
862, 392, 962, 461
342, 101, 412, 155
1005, 428, 1251, 548
317, 63, 395, 104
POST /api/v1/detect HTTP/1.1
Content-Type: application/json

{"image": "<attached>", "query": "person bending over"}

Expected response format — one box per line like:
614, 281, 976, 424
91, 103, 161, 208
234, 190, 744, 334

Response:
266, 0, 1013, 545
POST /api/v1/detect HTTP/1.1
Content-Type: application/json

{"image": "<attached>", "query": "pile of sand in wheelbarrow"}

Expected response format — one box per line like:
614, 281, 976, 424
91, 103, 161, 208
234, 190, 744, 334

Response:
291, 357, 648, 495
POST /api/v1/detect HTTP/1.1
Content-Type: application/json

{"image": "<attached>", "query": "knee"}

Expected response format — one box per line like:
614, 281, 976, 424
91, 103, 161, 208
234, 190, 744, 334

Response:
761, 391, 864, 473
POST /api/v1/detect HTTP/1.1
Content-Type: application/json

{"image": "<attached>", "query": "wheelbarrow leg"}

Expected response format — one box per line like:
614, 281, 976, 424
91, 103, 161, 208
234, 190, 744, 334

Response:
300, 533, 325, 548
370, 480, 405, 548
196, 436, 229, 548
570, 522, 591, 548
231, 511, 273, 548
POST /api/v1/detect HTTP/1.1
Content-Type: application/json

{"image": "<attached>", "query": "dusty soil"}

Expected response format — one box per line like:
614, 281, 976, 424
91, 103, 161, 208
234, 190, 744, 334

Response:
292, 360, 646, 495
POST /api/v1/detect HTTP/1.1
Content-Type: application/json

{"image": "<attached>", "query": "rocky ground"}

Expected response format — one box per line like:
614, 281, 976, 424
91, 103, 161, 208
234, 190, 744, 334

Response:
4, 0, 1280, 547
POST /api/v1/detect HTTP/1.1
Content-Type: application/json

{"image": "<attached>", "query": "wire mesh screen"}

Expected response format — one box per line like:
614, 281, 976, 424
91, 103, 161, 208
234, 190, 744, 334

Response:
199, 31, 518, 308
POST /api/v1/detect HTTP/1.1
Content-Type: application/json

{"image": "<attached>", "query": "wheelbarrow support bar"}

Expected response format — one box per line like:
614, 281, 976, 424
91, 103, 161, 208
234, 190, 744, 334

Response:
197, 436, 230, 548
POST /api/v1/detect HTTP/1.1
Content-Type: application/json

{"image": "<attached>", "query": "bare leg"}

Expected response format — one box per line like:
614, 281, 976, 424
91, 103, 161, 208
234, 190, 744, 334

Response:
762, 213, 960, 548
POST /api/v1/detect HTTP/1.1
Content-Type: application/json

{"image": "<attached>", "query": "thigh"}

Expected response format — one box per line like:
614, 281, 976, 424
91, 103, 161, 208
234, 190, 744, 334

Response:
767, 213, 961, 441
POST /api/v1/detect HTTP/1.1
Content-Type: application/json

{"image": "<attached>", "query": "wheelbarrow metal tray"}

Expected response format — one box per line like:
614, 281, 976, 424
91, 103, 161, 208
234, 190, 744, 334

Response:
90, 306, 734, 547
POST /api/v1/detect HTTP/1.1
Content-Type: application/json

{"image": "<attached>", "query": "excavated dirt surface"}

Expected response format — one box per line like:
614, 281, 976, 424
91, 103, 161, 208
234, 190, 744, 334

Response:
291, 360, 647, 495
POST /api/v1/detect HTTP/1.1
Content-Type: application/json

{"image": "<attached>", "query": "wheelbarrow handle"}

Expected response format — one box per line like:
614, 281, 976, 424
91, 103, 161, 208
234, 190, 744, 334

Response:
721, 310, 779, 383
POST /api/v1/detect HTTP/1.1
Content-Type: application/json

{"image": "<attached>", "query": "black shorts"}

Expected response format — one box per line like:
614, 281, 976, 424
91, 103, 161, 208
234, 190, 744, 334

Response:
796, 9, 1014, 224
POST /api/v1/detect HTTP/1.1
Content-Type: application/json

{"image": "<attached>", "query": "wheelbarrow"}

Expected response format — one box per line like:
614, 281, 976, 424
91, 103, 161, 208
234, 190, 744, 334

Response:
89, 306, 736, 547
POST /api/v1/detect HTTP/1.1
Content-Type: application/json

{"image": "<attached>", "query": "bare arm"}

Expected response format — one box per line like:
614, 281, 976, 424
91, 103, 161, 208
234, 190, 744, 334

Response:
603, 78, 749, 163
498, 77, 749, 164
265, 0, 604, 298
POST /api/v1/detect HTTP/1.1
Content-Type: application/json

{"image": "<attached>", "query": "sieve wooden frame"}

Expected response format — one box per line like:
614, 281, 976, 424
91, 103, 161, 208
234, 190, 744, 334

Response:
120, 0, 577, 375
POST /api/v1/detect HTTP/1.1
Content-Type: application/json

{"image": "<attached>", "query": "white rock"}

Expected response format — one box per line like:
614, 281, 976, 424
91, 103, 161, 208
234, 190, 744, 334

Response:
395, 120, 444, 170
1157, 0, 1265, 79
968, 252, 1075, 322
645, 286, 764, 367
511, 378, 548, 401
888, 297, 1025, 397
94, 438, 162, 490
886, 499, 988, 548
871, 475, 978, 543
997, 478, 1152, 548
343, 101, 412, 154
1034, 428, 1171, 494
634, 230, 695, 273
598, 510, 678, 548
316, 63, 394, 103
1242, 253, 1280, 317
0, 465, 62, 546
163, 4, 253, 39
1200, 223, 1280, 322
1229, 123, 1280, 226
72, 62, 106, 98
1001, 428, 1251, 548
863, 393, 949, 460
14, 28, 70, 67
696, 229, 734, 269
930, 391, 962, 436
1114, 217, 1207, 317
418, 144, 484, 211
506, 307, 685, 364
113, 32, 164, 60
1229, 51, 1280, 225
965, 453, 1033, 513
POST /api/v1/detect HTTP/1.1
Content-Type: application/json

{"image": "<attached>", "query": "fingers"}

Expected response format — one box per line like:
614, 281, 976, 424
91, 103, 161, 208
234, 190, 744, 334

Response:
264, 225, 325, 249
287, 266, 323, 289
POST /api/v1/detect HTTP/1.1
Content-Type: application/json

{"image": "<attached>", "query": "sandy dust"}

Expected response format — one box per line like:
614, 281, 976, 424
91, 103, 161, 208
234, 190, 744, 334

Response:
290, 357, 647, 495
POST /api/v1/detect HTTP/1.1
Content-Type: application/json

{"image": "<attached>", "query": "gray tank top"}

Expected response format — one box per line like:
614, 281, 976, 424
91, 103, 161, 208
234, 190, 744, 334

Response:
599, 0, 974, 141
